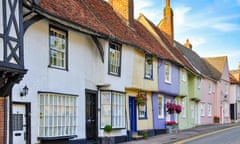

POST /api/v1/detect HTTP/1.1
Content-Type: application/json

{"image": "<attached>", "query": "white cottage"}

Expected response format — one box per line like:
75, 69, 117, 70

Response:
10, 0, 163, 143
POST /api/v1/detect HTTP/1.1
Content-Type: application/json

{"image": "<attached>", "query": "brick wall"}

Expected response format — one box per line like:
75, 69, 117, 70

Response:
109, 0, 134, 25
0, 97, 5, 144
158, 3, 174, 44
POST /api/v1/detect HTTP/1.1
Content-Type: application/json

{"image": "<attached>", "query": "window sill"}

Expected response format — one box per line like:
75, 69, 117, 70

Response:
38, 135, 77, 141
138, 117, 148, 120
144, 76, 153, 80
48, 65, 68, 71
165, 81, 172, 84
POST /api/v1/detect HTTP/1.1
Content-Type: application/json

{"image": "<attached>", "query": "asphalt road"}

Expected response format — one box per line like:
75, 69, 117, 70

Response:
180, 126, 240, 144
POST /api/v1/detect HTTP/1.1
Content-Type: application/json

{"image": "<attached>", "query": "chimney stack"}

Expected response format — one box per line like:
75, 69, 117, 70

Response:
158, 0, 174, 44
108, 0, 134, 26
184, 39, 192, 49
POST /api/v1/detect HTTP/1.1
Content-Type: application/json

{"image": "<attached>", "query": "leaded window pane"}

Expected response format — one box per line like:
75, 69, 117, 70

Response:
49, 27, 67, 69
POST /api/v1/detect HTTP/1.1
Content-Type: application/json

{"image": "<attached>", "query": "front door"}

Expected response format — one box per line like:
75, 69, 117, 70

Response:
86, 90, 97, 141
129, 96, 137, 131
12, 104, 27, 144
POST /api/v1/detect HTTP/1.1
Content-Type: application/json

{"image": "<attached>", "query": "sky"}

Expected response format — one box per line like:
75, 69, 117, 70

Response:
134, 0, 240, 70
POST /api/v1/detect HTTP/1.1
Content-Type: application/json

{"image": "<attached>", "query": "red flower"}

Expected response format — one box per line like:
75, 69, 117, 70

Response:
166, 102, 182, 114
166, 121, 177, 125
135, 93, 147, 105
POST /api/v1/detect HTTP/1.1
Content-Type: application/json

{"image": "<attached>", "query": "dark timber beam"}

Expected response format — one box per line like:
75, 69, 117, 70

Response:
23, 15, 43, 33
91, 36, 104, 63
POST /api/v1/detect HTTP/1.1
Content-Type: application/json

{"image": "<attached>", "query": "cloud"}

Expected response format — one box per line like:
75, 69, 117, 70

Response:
212, 23, 240, 32
134, 0, 162, 23
174, 6, 192, 25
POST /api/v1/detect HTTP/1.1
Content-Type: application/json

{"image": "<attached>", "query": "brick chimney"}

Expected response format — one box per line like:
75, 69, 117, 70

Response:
158, 0, 174, 44
184, 39, 192, 49
108, 0, 134, 26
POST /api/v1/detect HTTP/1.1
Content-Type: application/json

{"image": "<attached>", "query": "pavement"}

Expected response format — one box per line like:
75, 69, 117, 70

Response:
120, 122, 240, 144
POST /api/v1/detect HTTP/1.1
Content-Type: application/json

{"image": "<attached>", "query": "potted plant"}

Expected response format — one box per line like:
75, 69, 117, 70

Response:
140, 130, 148, 139
146, 57, 153, 65
166, 121, 178, 134
102, 125, 114, 144
104, 125, 112, 133
213, 116, 220, 123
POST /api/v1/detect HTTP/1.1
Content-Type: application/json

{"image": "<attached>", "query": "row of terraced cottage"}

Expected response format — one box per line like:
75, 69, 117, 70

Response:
0, 0, 240, 144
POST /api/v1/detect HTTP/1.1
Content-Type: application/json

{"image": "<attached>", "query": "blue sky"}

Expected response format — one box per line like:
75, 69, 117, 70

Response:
134, 0, 240, 70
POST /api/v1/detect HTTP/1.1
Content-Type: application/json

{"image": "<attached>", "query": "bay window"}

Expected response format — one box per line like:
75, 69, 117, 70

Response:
39, 93, 77, 137
100, 90, 126, 129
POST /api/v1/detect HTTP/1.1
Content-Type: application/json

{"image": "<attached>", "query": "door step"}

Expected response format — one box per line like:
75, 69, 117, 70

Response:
131, 132, 143, 140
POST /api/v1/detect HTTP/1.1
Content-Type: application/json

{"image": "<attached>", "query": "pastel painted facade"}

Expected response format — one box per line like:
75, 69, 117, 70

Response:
125, 48, 158, 136
199, 78, 216, 125
229, 66, 240, 122
176, 68, 190, 130
205, 56, 231, 124
152, 59, 180, 131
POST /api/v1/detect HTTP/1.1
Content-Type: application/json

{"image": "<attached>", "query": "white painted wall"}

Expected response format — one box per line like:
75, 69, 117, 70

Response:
11, 19, 134, 143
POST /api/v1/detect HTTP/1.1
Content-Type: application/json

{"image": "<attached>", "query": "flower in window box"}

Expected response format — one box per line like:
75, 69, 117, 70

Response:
135, 93, 147, 105
166, 121, 177, 126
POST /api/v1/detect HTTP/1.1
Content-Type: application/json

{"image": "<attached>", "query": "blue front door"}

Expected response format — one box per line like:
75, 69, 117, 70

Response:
129, 96, 137, 131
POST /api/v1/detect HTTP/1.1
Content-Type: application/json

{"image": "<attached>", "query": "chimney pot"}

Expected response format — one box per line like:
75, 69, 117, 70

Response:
184, 39, 192, 49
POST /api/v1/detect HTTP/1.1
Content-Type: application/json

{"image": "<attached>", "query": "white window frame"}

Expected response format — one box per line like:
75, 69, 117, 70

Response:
200, 102, 205, 116
166, 99, 171, 121
197, 77, 201, 89
208, 103, 212, 117
208, 82, 212, 94
39, 93, 77, 137
49, 26, 67, 69
158, 95, 164, 119
191, 102, 195, 119
212, 83, 215, 93
144, 55, 153, 79
182, 98, 186, 118
182, 69, 187, 82
109, 42, 121, 76
165, 62, 171, 83
100, 90, 126, 129
225, 83, 229, 95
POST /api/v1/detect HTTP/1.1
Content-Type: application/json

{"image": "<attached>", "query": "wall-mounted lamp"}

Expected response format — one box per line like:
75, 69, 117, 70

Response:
20, 85, 28, 97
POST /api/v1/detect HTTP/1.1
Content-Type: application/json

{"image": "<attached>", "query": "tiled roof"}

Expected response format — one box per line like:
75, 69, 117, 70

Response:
175, 41, 220, 80
229, 72, 239, 84
37, 0, 176, 60
137, 14, 197, 73
204, 56, 227, 74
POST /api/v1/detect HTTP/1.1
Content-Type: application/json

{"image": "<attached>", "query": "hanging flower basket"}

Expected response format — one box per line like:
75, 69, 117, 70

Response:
146, 57, 153, 65
166, 102, 182, 114
135, 93, 147, 105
